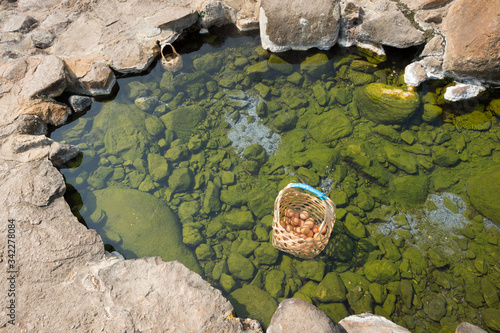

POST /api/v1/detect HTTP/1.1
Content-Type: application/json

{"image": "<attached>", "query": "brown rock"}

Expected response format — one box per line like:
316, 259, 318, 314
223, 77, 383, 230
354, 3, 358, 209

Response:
267, 298, 342, 333
260, 0, 341, 52
24, 101, 70, 126
442, 0, 500, 82
65, 56, 116, 96
339, 314, 411, 333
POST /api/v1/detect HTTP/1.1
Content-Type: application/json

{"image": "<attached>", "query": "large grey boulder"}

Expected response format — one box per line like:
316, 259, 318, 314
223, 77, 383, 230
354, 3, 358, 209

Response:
259, 0, 341, 52
267, 298, 342, 333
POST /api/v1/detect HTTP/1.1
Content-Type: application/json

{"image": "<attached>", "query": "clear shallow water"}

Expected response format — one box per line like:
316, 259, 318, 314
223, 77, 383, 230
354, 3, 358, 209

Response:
52, 27, 500, 332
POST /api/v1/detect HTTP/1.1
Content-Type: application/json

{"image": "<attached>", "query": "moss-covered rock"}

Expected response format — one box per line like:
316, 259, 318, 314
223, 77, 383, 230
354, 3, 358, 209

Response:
312, 82, 329, 106
315, 272, 347, 302
324, 234, 356, 262
268, 54, 293, 74
237, 238, 260, 257
220, 186, 247, 207
265, 270, 285, 298
273, 110, 298, 132
467, 168, 500, 227
287, 72, 304, 85
344, 213, 367, 239
160, 105, 206, 143
147, 153, 169, 182
223, 210, 255, 230
254, 243, 279, 265
228, 252, 255, 280
364, 259, 400, 284
393, 174, 429, 208
193, 53, 223, 73
126, 81, 148, 99
482, 308, 500, 331
145, 117, 165, 137
307, 110, 353, 143
369, 283, 388, 304
383, 143, 418, 174
341, 141, 389, 186
424, 296, 446, 322
330, 87, 353, 105
220, 273, 238, 293
318, 303, 350, 323
432, 146, 459, 167
203, 181, 221, 213
229, 285, 278, 329
422, 104, 443, 123
354, 83, 420, 124
94, 187, 201, 274
135, 96, 158, 112
168, 167, 193, 193
243, 143, 267, 164
300, 53, 329, 78
247, 187, 275, 219
90, 102, 151, 161
295, 260, 326, 282
178, 200, 199, 223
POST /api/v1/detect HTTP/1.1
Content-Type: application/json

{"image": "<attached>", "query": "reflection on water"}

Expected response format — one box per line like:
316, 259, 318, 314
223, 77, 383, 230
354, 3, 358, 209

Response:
52, 26, 500, 332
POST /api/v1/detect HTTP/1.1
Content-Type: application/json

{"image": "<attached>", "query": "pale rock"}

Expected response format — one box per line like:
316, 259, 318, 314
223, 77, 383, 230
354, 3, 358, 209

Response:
65, 57, 117, 96
421, 35, 445, 57
354, 11, 425, 48
105, 38, 156, 74
145, 7, 198, 30
30, 28, 55, 49
236, 18, 260, 31
200, 0, 231, 28
405, 61, 428, 87
339, 314, 411, 333
2, 13, 38, 33
21, 56, 67, 99
404, 57, 445, 87
0, 59, 28, 81
456, 322, 488, 333
444, 82, 486, 102
259, 0, 341, 52
267, 298, 342, 333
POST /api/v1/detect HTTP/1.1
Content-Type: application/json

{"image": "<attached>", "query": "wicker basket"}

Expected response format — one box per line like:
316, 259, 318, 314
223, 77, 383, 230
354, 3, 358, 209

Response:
272, 183, 336, 259
159, 42, 183, 72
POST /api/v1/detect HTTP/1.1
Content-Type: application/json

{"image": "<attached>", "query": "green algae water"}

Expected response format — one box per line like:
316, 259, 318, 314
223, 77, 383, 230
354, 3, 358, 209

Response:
52, 27, 500, 332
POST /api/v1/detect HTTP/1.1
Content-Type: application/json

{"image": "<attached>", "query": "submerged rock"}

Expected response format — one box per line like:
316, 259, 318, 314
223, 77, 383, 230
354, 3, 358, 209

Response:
467, 168, 500, 227
90, 102, 152, 161
229, 285, 278, 329
94, 187, 201, 274
393, 174, 430, 208
160, 105, 206, 143
354, 83, 420, 124
307, 109, 353, 143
